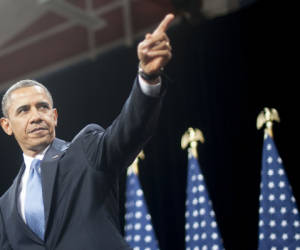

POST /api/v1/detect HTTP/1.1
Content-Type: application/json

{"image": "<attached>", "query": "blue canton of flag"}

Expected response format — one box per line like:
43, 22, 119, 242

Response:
124, 167, 160, 250
185, 151, 225, 250
258, 134, 300, 249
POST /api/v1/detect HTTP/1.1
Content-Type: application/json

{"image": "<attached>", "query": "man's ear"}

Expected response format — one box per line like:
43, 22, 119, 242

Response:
53, 108, 58, 127
0, 117, 13, 135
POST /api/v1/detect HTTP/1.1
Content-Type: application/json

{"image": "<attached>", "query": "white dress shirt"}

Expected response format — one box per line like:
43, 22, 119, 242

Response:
18, 77, 161, 223
18, 146, 49, 223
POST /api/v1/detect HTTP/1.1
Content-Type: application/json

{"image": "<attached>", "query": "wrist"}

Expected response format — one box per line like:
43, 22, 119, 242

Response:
138, 63, 163, 83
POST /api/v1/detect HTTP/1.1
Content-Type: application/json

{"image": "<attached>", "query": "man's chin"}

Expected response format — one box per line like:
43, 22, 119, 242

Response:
29, 137, 54, 152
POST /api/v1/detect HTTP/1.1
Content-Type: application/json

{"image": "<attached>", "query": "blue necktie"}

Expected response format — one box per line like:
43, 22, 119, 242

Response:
25, 159, 45, 240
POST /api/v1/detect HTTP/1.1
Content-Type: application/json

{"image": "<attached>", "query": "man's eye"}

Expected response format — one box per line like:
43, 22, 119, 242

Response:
38, 104, 49, 110
18, 108, 28, 114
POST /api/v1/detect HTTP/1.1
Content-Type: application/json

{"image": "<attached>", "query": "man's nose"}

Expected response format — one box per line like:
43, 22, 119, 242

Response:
29, 108, 42, 123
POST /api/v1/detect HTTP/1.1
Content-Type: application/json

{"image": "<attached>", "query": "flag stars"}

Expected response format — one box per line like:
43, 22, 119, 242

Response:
211, 233, 218, 239
199, 208, 206, 215
267, 157, 273, 164
198, 185, 204, 192
134, 223, 141, 230
267, 169, 274, 176
144, 236, 152, 243
259, 233, 264, 240
295, 233, 300, 240
125, 175, 159, 250
134, 235, 141, 242
193, 222, 199, 229
259, 220, 264, 227
268, 207, 275, 214
211, 221, 217, 228
268, 194, 275, 201
193, 210, 198, 217
269, 233, 276, 240
144, 224, 152, 232
136, 200, 143, 207
282, 233, 288, 240
201, 233, 207, 239
278, 169, 284, 176
280, 207, 287, 214
212, 245, 219, 250
136, 189, 143, 196
135, 212, 142, 219
193, 234, 199, 241
185, 157, 224, 250
279, 194, 286, 201
281, 220, 287, 227
197, 174, 203, 181
259, 138, 300, 250
269, 220, 276, 227
277, 157, 282, 164
199, 197, 205, 203
268, 182, 275, 189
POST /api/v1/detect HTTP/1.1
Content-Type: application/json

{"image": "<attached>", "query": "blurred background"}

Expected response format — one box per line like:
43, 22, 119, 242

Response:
0, 0, 297, 249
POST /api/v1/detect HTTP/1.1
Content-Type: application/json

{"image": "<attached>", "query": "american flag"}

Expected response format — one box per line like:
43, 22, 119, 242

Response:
185, 150, 225, 250
124, 167, 160, 250
258, 134, 300, 249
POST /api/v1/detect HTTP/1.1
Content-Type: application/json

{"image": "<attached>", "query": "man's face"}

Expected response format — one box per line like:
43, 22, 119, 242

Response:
0, 86, 58, 156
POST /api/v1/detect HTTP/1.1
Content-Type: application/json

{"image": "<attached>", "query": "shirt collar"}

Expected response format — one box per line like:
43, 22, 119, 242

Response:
23, 145, 50, 169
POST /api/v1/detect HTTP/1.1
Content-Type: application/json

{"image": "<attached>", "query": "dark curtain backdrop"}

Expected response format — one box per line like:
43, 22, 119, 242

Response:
0, 0, 297, 249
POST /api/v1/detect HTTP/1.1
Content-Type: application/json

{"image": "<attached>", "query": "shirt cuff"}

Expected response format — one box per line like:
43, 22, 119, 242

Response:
138, 75, 161, 97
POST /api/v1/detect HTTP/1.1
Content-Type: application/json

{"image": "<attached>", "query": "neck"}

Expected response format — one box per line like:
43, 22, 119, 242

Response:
23, 144, 51, 158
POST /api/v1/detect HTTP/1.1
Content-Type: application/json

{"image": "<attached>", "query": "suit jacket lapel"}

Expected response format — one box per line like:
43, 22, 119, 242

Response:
41, 138, 69, 234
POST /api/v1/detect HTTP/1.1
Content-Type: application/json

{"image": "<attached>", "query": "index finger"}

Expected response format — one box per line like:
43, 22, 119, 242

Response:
153, 13, 175, 35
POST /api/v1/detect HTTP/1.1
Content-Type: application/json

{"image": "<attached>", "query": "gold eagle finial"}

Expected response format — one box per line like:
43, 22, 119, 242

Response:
181, 127, 205, 158
256, 107, 280, 138
128, 151, 145, 175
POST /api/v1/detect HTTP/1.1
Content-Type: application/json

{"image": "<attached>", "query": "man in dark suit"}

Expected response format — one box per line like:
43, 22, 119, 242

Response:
0, 14, 174, 250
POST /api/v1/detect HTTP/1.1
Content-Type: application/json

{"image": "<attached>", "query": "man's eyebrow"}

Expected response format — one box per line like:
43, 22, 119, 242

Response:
15, 105, 29, 114
36, 101, 50, 108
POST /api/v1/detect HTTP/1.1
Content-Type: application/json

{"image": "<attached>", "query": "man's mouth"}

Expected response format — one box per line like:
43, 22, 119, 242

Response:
29, 127, 48, 133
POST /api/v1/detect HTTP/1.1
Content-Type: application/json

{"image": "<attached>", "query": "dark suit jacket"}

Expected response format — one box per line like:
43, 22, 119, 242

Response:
0, 78, 164, 250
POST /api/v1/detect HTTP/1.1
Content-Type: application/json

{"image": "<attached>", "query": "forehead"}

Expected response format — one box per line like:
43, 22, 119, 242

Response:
8, 86, 51, 108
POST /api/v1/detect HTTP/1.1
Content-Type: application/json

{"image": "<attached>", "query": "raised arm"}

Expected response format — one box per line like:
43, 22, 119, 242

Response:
81, 14, 175, 175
